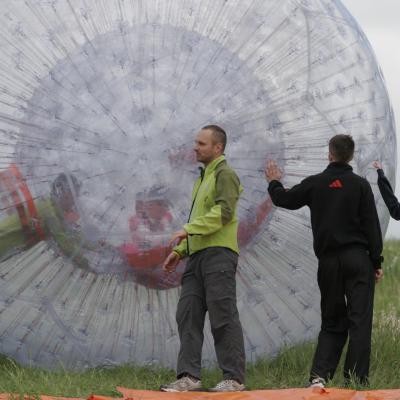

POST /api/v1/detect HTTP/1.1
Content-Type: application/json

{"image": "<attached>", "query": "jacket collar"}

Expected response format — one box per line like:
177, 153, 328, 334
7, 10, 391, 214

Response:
199, 155, 226, 177
325, 161, 353, 172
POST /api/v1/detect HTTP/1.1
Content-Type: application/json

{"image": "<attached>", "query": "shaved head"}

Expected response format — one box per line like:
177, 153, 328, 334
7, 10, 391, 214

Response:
202, 125, 227, 152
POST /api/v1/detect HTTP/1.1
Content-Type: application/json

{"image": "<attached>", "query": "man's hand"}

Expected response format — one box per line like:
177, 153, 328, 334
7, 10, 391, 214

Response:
163, 251, 181, 273
375, 268, 383, 283
265, 160, 283, 182
169, 229, 188, 246
373, 161, 383, 170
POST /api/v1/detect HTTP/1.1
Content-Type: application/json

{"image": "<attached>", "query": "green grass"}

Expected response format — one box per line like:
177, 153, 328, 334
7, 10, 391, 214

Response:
0, 241, 399, 396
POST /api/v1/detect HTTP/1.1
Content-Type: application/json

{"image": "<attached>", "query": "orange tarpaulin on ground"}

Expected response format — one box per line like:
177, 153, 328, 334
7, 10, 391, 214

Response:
1, 387, 400, 400
114, 387, 400, 400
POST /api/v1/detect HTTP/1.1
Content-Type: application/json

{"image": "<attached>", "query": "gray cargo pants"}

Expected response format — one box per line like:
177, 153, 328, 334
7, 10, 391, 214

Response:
176, 247, 245, 383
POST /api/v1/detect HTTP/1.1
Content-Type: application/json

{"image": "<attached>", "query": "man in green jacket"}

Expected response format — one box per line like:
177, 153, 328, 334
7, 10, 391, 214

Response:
160, 125, 245, 392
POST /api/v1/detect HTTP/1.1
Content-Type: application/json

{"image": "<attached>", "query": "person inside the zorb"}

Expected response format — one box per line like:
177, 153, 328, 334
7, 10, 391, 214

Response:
129, 185, 174, 249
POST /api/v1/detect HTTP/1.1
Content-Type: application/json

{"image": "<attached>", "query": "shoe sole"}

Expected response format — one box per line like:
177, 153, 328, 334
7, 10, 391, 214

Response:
160, 387, 202, 392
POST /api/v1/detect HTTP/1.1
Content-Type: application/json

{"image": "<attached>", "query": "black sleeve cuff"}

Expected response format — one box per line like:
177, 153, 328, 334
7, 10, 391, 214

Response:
377, 169, 385, 178
371, 255, 384, 269
268, 180, 283, 192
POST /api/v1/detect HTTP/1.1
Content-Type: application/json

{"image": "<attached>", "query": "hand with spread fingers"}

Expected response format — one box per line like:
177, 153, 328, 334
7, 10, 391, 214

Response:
265, 160, 283, 182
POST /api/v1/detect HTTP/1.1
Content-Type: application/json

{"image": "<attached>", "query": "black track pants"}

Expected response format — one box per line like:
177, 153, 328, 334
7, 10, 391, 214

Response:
310, 247, 376, 384
176, 247, 245, 383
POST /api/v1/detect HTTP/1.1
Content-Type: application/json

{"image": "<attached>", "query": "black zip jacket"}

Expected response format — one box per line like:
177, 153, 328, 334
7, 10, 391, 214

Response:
377, 169, 400, 220
268, 162, 383, 268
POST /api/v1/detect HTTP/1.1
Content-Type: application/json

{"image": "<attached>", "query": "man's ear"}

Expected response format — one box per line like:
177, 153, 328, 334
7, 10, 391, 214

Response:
215, 143, 223, 155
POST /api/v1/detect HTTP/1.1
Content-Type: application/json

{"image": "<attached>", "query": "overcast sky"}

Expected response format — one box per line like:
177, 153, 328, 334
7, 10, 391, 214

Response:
343, 0, 400, 238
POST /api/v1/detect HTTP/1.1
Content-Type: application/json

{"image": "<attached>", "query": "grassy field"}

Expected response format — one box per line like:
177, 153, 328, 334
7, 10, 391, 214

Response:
0, 241, 399, 397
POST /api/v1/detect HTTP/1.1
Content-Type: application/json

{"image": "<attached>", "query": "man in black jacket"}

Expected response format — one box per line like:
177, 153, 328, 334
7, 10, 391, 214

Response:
265, 134, 383, 387
373, 161, 400, 220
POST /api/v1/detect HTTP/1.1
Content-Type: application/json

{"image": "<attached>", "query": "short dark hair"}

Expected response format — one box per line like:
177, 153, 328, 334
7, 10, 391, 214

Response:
51, 173, 81, 199
329, 134, 355, 163
202, 124, 227, 152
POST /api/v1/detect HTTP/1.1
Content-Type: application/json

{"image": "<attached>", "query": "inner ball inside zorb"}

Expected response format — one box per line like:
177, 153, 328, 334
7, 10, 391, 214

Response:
13, 24, 279, 289
0, 0, 395, 369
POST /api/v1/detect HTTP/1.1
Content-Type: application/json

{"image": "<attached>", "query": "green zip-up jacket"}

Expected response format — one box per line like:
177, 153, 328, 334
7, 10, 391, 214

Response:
174, 155, 243, 258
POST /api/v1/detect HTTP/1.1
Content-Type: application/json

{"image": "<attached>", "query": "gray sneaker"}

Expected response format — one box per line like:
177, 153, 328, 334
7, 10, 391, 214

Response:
209, 379, 245, 392
160, 376, 202, 392
308, 377, 326, 388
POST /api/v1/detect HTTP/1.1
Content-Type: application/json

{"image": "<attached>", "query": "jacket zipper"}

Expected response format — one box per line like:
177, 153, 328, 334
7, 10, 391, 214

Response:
186, 167, 204, 256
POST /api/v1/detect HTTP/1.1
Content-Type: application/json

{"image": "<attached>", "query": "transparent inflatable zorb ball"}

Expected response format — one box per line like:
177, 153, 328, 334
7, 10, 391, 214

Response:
0, 0, 395, 369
